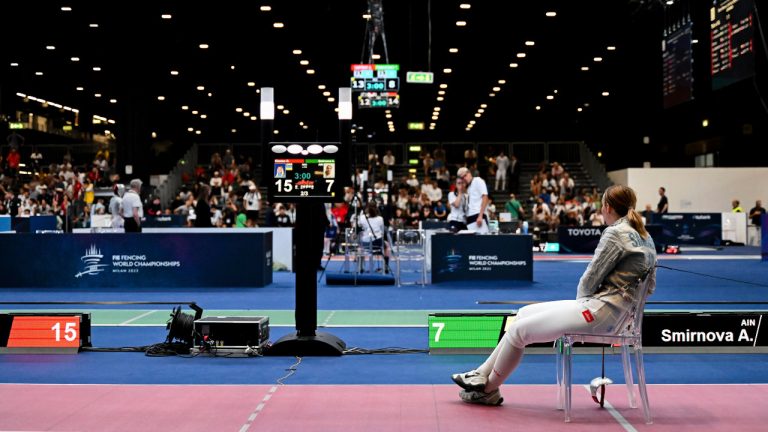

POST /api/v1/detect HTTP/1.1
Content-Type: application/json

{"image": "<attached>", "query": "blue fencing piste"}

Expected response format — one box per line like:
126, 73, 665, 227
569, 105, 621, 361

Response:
0, 232, 272, 288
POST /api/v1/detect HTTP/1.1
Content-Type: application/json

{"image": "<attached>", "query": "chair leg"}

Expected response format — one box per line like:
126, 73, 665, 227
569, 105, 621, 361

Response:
634, 346, 653, 424
563, 337, 573, 423
555, 339, 564, 410
621, 344, 637, 409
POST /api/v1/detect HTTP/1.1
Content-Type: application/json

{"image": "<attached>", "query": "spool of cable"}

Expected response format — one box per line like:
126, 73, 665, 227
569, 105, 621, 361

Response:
166, 306, 195, 346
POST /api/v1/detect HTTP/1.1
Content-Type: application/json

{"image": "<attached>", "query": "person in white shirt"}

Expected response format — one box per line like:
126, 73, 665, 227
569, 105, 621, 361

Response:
243, 183, 262, 225
383, 150, 395, 168
109, 184, 125, 228
358, 202, 390, 272
457, 167, 489, 234
121, 179, 143, 232
494, 151, 510, 191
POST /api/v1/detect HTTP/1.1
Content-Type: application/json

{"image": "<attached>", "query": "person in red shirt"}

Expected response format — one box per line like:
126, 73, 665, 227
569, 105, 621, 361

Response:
6, 148, 20, 176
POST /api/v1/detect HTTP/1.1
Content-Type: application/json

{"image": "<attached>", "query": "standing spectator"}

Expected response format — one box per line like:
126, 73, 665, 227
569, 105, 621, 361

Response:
447, 178, 468, 232
550, 161, 564, 179
109, 184, 125, 228
194, 186, 213, 227
6, 131, 24, 149
749, 200, 765, 226
494, 151, 510, 192
244, 183, 262, 225
6, 148, 20, 177
656, 187, 669, 214
458, 166, 489, 234
422, 152, 434, 178
122, 179, 144, 232
731, 200, 744, 213
222, 148, 235, 168
504, 194, 525, 223
30, 147, 43, 173
509, 154, 520, 194
383, 149, 396, 167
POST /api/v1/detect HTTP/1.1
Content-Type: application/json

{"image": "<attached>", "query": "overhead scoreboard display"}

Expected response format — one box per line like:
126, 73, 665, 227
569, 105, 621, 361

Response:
710, 0, 755, 89
267, 142, 345, 203
350, 64, 400, 109
0, 312, 92, 354
662, 21, 694, 108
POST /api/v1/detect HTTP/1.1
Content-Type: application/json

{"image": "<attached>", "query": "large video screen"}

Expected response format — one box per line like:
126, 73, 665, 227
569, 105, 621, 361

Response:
663, 22, 694, 108
711, 0, 755, 89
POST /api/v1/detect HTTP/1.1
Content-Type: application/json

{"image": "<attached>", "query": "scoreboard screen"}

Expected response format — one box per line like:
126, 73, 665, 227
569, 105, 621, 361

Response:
662, 21, 694, 108
267, 142, 345, 203
711, 0, 755, 89
0, 312, 91, 354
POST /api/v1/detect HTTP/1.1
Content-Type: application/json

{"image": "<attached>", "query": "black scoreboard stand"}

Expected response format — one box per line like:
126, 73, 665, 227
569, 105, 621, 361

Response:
260, 114, 350, 355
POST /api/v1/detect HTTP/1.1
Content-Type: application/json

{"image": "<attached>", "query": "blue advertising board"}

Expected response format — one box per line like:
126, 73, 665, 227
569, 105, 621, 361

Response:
142, 215, 187, 228
9, 216, 57, 233
559, 225, 663, 254
0, 233, 272, 288
431, 234, 533, 282
652, 213, 722, 246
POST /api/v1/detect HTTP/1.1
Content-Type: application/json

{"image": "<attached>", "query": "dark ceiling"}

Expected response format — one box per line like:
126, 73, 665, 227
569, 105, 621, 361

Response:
2, 1, 667, 148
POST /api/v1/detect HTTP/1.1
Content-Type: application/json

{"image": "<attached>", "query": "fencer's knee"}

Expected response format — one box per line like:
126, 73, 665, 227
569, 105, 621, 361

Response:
502, 326, 527, 349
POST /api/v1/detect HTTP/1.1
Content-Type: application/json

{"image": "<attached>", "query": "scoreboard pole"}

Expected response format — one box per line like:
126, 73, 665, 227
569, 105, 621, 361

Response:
264, 89, 349, 356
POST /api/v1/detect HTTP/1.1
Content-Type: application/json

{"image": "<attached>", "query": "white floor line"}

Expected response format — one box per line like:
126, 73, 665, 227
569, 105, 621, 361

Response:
118, 310, 157, 326
582, 385, 637, 432
239, 385, 278, 432
320, 310, 337, 327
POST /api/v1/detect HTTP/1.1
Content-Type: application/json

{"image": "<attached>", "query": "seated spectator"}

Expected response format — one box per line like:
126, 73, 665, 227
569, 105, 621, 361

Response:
146, 196, 163, 216
433, 200, 448, 221
275, 204, 293, 227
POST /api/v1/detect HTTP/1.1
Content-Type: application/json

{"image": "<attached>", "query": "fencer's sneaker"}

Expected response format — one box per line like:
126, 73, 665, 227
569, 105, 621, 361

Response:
459, 389, 504, 406
451, 370, 488, 391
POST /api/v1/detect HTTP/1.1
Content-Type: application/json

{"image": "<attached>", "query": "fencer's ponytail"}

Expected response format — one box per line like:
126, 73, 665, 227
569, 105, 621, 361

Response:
603, 185, 649, 239
626, 207, 649, 239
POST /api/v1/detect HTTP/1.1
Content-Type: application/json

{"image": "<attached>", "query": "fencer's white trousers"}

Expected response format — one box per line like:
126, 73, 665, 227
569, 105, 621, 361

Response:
478, 298, 628, 392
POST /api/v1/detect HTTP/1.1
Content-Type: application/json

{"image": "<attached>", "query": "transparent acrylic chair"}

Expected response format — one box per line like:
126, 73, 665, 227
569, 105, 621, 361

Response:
393, 229, 427, 286
555, 273, 653, 424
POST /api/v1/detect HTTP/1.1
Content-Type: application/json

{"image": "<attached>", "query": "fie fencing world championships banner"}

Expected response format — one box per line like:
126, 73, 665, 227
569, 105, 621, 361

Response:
431, 234, 533, 282
0, 233, 272, 288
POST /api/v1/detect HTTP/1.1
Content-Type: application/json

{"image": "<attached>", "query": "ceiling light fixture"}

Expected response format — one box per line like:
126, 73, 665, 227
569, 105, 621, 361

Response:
71, 57, 80, 62
594, 56, 603, 62
89, 23, 99, 28
509, 63, 519, 68
199, 44, 209, 49
273, 22, 284, 28
492, 86, 501, 92
61, 6, 72, 11
449, 48, 459, 53
260, 6, 272, 12
170, 70, 179, 76
607, 46, 616, 51
459, 4, 471, 9
161, 14, 172, 19
292, 49, 302, 55
456, 21, 467, 27
546, 11, 557, 17
525, 41, 535, 46
306, 69, 315, 74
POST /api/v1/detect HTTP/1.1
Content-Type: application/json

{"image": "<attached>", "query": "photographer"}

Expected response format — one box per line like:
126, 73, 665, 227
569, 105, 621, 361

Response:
243, 183, 261, 226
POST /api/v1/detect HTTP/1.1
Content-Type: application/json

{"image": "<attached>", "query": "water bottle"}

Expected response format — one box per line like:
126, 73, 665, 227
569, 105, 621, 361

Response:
522, 221, 529, 235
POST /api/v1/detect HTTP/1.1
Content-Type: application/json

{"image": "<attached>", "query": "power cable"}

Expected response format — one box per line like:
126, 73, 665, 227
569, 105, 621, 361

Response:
343, 346, 428, 355
276, 356, 302, 385
655, 264, 768, 287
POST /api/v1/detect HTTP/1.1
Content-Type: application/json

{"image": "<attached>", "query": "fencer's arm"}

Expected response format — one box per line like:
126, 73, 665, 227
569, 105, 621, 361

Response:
576, 228, 623, 298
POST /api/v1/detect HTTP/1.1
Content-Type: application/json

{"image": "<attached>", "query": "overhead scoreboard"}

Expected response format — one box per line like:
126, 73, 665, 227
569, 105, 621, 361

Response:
711, 0, 755, 89
351, 64, 400, 109
0, 312, 92, 354
267, 142, 346, 203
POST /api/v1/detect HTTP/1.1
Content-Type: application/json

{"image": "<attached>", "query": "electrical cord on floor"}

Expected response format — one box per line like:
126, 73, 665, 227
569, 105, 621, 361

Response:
343, 346, 428, 355
276, 356, 302, 385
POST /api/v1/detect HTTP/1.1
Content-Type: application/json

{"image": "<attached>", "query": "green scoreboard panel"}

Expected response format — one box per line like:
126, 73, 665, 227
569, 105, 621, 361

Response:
428, 313, 512, 354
